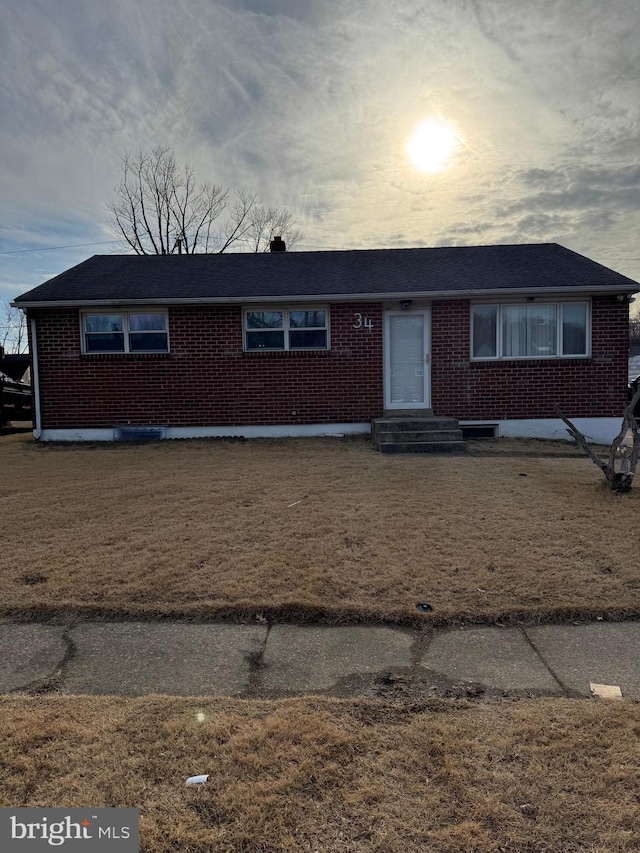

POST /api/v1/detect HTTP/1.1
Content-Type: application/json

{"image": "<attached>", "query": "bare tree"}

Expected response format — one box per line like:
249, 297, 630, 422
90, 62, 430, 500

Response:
0, 303, 28, 354
554, 391, 640, 493
241, 205, 303, 253
107, 147, 302, 254
630, 315, 640, 347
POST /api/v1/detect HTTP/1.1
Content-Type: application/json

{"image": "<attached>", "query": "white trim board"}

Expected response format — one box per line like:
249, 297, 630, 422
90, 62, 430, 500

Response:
36, 423, 372, 442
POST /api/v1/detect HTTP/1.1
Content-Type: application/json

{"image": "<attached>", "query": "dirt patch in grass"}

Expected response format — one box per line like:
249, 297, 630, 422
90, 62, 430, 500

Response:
0, 694, 638, 852
1, 433, 639, 623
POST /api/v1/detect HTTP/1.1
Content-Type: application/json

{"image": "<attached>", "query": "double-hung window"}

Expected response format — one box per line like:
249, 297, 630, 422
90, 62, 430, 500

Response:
471, 301, 589, 360
244, 308, 329, 351
83, 311, 169, 353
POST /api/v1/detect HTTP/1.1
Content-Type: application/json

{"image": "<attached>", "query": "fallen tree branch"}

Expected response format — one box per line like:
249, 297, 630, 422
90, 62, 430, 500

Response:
554, 406, 608, 474
554, 386, 640, 492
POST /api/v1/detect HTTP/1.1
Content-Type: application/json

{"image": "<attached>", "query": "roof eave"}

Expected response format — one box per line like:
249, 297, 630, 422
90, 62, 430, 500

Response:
12, 283, 639, 309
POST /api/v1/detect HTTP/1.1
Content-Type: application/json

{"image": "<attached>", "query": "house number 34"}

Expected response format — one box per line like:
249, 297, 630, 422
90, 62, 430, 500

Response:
353, 313, 374, 331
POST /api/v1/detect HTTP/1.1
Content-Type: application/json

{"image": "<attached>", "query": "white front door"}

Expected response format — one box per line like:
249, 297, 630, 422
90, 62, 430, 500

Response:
384, 310, 431, 410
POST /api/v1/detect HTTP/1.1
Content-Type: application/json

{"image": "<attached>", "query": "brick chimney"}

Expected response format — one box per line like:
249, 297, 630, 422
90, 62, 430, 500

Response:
270, 235, 286, 252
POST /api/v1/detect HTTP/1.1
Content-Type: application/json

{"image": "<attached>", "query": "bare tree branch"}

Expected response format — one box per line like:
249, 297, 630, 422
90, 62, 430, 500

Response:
0, 303, 28, 354
188, 181, 229, 253
242, 205, 304, 253
216, 188, 259, 254
554, 391, 640, 492
554, 405, 609, 474
107, 147, 302, 255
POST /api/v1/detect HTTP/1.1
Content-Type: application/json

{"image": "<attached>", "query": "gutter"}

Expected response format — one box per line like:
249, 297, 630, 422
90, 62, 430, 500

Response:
29, 316, 42, 440
11, 284, 640, 309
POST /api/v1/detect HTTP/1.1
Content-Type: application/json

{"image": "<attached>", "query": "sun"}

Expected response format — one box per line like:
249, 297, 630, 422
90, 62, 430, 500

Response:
405, 119, 460, 173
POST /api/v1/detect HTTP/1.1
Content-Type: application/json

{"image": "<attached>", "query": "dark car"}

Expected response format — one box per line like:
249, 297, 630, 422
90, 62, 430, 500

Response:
0, 371, 32, 425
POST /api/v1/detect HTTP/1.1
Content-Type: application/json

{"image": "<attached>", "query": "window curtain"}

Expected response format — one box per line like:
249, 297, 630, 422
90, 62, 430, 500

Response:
502, 305, 557, 357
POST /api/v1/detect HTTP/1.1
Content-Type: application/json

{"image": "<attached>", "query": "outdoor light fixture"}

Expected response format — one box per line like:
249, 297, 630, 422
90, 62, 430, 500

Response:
400, 300, 413, 310
617, 294, 635, 303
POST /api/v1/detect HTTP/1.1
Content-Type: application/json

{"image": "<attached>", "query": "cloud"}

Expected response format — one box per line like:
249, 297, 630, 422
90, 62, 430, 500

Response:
1, 0, 639, 298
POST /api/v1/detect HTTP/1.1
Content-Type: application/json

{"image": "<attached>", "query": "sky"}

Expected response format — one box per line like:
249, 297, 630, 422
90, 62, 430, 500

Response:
1, 0, 639, 314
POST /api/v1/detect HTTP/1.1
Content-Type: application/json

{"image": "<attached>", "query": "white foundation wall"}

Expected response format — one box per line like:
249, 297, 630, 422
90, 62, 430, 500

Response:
36, 423, 372, 442
36, 418, 623, 444
495, 418, 621, 444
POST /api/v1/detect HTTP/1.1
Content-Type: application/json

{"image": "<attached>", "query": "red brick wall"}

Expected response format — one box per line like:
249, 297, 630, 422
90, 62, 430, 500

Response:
431, 296, 629, 419
30, 296, 629, 430
31, 303, 384, 429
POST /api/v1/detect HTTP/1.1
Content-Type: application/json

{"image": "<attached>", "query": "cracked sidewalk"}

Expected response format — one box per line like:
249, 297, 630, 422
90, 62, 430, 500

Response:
1, 619, 638, 700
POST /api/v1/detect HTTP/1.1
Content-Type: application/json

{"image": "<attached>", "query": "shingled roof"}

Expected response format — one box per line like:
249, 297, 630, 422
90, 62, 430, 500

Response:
13, 243, 639, 306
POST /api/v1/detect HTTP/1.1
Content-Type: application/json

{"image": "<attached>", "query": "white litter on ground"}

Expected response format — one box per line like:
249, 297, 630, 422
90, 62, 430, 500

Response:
186, 774, 209, 785
589, 683, 622, 699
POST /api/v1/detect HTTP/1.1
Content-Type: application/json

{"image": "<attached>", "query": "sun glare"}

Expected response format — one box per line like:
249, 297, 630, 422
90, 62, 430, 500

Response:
406, 119, 460, 173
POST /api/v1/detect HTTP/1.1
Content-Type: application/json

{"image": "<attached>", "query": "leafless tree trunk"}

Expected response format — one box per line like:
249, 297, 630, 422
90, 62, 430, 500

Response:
0, 303, 28, 354
107, 147, 302, 254
554, 390, 640, 492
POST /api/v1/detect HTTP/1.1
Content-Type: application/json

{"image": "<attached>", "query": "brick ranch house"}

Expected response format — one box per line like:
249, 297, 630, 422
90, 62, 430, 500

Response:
13, 242, 638, 444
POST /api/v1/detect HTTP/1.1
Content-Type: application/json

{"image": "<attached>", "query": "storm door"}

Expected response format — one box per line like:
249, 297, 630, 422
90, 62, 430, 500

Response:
384, 310, 431, 409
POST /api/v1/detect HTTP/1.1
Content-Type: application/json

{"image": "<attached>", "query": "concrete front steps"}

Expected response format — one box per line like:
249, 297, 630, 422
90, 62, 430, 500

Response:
372, 415, 467, 454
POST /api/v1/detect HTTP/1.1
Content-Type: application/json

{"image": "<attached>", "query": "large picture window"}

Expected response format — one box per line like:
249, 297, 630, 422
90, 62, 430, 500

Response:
83, 311, 169, 353
244, 307, 329, 351
471, 302, 589, 360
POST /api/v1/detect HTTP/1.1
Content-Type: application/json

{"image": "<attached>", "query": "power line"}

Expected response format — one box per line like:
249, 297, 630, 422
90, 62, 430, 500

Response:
0, 240, 121, 255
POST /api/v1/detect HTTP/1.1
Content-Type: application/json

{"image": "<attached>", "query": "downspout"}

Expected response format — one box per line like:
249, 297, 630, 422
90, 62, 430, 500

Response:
29, 315, 42, 439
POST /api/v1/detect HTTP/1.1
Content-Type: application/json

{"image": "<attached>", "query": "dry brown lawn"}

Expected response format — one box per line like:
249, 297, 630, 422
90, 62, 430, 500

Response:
0, 694, 638, 852
1, 433, 639, 623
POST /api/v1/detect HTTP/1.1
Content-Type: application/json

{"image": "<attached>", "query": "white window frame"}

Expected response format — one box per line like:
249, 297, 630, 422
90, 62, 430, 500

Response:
81, 310, 170, 354
243, 305, 330, 352
470, 300, 591, 361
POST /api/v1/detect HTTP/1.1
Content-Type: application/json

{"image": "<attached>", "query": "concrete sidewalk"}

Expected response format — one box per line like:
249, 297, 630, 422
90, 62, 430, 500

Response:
1, 619, 638, 700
